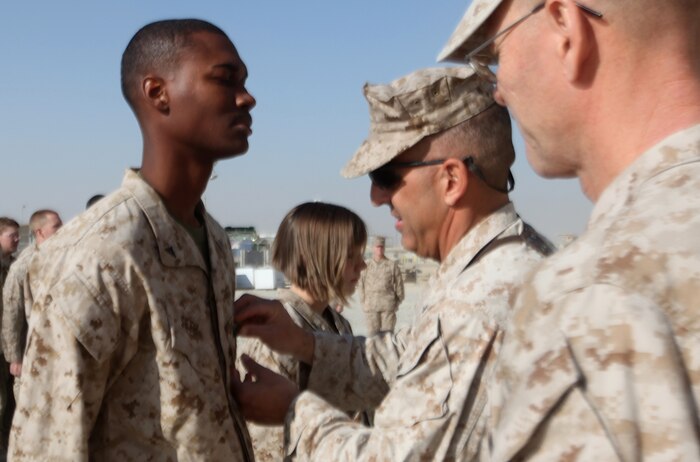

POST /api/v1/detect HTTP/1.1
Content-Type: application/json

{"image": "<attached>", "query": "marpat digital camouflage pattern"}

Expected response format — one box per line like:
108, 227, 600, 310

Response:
2, 244, 36, 399
484, 125, 700, 460
9, 169, 254, 461
238, 288, 367, 462
0, 253, 15, 354
341, 66, 495, 178
284, 204, 553, 461
2, 244, 35, 363
437, 0, 503, 63
0, 251, 15, 452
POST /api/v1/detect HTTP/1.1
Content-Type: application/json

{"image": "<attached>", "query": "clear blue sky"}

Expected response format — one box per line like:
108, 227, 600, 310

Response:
0, 0, 591, 245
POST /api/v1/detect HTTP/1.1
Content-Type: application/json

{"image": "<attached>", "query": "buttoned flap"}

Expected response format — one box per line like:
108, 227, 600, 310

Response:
380, 315, 453, 425
491, 334, 582, 461
163, 293, 222, 382
51, 271, 120, 363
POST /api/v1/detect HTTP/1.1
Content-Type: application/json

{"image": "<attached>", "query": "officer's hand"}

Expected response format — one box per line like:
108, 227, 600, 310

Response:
234, 294, 314, 364
231, 354, 299, 425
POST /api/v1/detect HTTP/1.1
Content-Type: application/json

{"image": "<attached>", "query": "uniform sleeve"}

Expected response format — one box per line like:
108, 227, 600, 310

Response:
305, 328, 410, 411
357, 266, 367, 305
490, 284, 700, 461
9, 266, 127, 461
393, 261, 404, 304
286, 313, 499, 461
1, 261, 26, 362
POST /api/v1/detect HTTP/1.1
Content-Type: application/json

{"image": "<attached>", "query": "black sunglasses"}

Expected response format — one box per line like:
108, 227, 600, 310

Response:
369, 156, 514, 193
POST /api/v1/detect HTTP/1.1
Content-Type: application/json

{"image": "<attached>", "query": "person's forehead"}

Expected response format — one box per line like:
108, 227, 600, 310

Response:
182, 31, 244, 69
188, 31, 238, 56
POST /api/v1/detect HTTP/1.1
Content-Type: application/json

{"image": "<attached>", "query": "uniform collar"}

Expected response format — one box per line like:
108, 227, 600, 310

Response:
276, 288, 346, 334
121, 169, 214, 271
436, 202, 520, 282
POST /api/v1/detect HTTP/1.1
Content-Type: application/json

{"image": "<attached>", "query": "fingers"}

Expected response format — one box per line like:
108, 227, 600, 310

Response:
230, 354, 300, 424
240, 353, 256, 368
237, 323, 271, 339
240, 354, 272, 380
233, 293, 258, 309
233, 297, 281, 324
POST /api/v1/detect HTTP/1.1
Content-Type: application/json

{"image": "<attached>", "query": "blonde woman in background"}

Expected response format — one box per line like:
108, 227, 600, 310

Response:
236, 201, 368, 461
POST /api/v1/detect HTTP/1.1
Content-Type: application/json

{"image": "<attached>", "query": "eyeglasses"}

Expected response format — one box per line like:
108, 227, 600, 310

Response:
369, 156, 514, 193
466, 2, 604, 83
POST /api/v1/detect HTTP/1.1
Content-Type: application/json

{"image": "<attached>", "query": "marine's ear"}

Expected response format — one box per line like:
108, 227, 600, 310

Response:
441, 158, 469, 207
544, 0, 597, 84
142, 75, 170, 113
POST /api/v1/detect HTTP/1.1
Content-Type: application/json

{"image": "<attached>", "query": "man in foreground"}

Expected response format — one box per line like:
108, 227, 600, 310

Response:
233, 66, 553, 460
9, 19, 256, 460
439, 0, 700, 458
2, 209, 62, 399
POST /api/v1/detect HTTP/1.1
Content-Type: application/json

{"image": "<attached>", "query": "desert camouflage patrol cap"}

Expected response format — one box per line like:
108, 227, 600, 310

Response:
372, 236, 386, 247
341, 66, 495, 178
438, 0, 504, 62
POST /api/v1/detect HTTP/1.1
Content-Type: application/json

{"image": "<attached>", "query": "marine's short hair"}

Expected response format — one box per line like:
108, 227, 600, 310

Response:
29, 209, 59, 233
0, 217, 19, 234
272, 202, 367, 306
440, 103, 515, 191
121, 18, 229, 109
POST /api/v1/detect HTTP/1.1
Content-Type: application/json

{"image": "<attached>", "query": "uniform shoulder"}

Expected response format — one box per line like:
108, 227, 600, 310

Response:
10, 245, 36, 271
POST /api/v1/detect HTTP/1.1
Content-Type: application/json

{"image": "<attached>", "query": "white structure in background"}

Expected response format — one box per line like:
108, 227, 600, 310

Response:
236, 266, 286, 290
225, 226, 285, 290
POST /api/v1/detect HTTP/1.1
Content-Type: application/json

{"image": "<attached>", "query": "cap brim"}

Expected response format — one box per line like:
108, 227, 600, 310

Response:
437, 0, 504, 62
341, 131, 428, 178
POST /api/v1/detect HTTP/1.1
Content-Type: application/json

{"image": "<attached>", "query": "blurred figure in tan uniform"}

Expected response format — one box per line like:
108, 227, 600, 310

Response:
358, 235, 404, 335
2, 209, 62, 400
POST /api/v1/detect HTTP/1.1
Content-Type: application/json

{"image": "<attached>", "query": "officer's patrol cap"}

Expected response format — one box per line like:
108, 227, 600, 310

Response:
341, 66, 495, 178
437, 0, 504, 63
373, 236, 386, 247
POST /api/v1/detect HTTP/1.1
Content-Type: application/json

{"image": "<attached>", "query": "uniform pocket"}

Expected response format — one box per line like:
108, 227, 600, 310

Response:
381, 315, 453, 426
52, 272, 120, 363
164, 298, 221, 382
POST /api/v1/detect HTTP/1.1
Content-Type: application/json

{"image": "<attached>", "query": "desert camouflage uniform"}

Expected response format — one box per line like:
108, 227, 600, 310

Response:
238, 288, 369, 462
486, 125, 700, 460
8, 169, 254, 461
1, 244, 36, 400
0, 253, 14, 344
358, 258, 404, 334
284, 204, 553, 461
0, 252, 15, 454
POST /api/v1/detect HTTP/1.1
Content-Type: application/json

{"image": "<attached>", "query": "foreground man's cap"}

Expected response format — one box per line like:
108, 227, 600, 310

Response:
342, 66, 494, 178
438, 0, 504, 62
